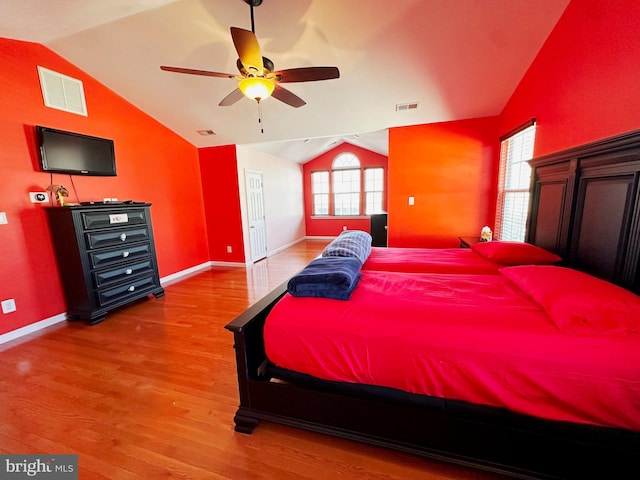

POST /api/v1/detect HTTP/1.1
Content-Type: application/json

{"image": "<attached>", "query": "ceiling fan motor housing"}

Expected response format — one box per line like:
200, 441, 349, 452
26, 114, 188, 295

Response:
236, 57, 274, 76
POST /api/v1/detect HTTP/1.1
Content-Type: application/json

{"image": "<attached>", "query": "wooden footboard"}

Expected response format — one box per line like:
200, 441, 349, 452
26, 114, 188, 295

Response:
225, 282, 640, 480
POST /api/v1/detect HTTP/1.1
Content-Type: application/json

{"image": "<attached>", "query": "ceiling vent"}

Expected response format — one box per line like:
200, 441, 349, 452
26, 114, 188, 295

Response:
395, 102, 419, 112
37, 66, 87, 116
197, 129, 216, 136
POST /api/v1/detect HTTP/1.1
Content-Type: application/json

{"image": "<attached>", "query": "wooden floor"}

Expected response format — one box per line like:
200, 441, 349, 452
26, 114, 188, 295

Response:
0, 240, 508, 480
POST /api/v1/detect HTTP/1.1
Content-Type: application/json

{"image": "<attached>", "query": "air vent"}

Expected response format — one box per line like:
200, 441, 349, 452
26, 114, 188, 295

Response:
197, 129, 216, 136
37, 66, 87, 116
395, 102, 419, 112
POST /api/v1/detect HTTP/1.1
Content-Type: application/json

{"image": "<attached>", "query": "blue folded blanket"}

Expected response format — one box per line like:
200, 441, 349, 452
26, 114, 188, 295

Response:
287, 256, 362, 300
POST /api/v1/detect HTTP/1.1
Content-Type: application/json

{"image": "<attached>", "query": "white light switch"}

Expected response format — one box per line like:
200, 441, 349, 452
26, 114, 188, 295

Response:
408, 196, 415, 206
0, 212, 7, 225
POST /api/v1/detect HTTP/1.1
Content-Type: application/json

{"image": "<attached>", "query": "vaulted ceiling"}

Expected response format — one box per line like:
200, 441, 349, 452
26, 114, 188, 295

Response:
0, 0, 570, 162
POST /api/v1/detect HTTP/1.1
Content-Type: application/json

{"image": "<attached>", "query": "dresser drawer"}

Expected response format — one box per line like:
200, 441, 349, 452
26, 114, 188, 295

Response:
93, 260, 154, 288
89, 244, 152, 269
85, 227, 149, 250
96, 275, 157, 307
82, 209, 147, 230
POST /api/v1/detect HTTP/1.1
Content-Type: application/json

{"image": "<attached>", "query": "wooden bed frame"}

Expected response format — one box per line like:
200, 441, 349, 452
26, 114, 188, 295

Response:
225, 130, 640, 479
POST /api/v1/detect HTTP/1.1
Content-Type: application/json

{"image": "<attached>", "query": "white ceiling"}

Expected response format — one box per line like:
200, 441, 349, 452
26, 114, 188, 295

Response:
0, 0, 570, 163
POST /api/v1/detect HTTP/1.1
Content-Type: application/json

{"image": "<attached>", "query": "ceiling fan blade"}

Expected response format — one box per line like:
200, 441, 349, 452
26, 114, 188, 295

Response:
160, 66, 235, 79
271, 84, 306, 108
218, 88, 245, 106
230, 27, 263, 73
272, 66, 340, 83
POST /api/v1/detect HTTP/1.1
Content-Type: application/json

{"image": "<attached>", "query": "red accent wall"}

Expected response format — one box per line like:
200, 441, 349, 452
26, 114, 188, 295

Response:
199, 145, 246, 262
388, 117, 500, 248
0, 38, 209, 335
303, 143, 388, 237
500, 0, 640, 156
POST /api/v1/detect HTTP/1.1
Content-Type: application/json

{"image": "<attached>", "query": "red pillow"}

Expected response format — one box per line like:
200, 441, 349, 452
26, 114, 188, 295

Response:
471, 241, 561, 266
500, 265, 640, 335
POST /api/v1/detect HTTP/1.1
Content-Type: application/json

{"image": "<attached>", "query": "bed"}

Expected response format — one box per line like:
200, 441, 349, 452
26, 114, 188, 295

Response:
362, 240, 561, 274
226, 129, 640, 479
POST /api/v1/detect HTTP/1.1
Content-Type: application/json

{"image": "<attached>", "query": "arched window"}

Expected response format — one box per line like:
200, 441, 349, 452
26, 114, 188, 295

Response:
311, 152, 385, 216
332, 153, 360, 169
332, 153, 361, 215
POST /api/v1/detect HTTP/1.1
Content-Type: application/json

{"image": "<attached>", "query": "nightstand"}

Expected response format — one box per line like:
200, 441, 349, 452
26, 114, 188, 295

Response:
458, 236, 482, 248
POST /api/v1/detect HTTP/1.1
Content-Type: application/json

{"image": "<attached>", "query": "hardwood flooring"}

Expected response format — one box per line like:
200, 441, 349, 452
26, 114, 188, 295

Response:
0, 240, 507, 479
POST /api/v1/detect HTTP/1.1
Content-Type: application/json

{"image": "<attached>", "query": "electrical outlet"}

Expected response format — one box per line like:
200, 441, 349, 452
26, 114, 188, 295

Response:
29, 192, 49, 203
1, 298, 16, 314
226, 246, 232, 253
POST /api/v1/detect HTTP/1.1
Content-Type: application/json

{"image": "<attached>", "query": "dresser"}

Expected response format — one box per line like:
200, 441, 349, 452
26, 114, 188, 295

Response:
46, 203, 165, 324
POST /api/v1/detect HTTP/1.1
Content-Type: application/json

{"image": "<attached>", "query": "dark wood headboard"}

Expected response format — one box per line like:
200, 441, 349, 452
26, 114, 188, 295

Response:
527, 129, 640, 293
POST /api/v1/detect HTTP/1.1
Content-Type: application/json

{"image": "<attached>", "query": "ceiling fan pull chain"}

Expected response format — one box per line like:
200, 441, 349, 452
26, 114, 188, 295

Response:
258, 101, 264, 134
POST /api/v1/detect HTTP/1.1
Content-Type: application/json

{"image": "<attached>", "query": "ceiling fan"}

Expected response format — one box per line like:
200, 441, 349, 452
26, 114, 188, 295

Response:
160, 0, 340, 108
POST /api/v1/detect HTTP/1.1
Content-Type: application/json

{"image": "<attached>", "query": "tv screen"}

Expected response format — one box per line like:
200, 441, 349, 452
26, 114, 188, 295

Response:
36, 126, 116, 176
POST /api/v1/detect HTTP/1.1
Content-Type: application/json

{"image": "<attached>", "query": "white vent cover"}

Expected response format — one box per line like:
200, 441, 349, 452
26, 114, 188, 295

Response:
37, 66, 87, 116
395, 102, 419, 112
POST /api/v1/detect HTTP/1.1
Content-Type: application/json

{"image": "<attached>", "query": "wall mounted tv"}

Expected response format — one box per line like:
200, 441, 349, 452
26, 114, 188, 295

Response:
36, 126, 116, 176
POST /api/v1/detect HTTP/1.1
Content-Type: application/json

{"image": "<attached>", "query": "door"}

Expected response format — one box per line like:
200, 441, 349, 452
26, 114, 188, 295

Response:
246, 170, 267, 263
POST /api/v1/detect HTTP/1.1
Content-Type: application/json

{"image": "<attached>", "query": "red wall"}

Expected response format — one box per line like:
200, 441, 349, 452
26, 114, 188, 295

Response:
199, 145, 246, 262
500, 0, 640, 156
0, 38, 209, 335
387, 117, 500, 248
303, 143, 388, 237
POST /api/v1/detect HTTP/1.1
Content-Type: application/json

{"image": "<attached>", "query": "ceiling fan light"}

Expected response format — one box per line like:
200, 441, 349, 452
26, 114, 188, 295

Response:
238, 77, 274, 102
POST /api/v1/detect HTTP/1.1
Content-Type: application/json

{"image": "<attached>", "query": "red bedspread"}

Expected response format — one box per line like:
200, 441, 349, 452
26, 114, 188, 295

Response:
264, 270, 640, 432
362, 247, 501, 274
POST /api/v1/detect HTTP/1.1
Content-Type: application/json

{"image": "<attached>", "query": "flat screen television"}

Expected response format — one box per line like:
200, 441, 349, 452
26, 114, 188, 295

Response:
36, 126, 116, 176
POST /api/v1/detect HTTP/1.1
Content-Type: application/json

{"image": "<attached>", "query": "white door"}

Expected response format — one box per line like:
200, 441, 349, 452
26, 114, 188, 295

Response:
246, 170, 267, 262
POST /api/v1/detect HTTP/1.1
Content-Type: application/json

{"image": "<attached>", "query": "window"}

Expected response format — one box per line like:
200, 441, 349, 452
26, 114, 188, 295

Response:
311, 153, 386, 217
364, 167, 384, 215
495, 121, 536, 241
332, 153, 361, 216
311, 171, 329, 215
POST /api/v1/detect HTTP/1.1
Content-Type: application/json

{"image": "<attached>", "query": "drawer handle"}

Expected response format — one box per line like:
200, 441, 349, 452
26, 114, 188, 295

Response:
120, 233, 127, 241
122, 251, 130, 258
128, 285, 136, 292
125, 269, 133, 275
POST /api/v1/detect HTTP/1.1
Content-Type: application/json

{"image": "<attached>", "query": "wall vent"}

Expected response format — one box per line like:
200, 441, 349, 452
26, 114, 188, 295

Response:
395, 102, 419, 112
37, 66, 87, 116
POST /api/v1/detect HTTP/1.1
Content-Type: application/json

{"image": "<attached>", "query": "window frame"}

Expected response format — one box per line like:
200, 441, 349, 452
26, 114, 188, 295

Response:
364, 166, 385, 215
310, 153, 386, 217
495, 119, 537, 241
310, 170, 330, 216
332, 167, 361, 216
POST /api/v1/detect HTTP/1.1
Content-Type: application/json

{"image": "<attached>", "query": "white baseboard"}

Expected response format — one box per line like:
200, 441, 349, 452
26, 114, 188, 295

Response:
0, 313, 67, 347
267, 237, 306, 257
2, 242, 328, 346
160, 261, 214, 285
305, 235, 337, 240
0, 261, 248, 346
209, 261, 247, 267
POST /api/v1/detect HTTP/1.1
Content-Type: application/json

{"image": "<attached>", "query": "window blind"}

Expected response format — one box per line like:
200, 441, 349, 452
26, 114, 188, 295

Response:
495, 121, 536, 241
